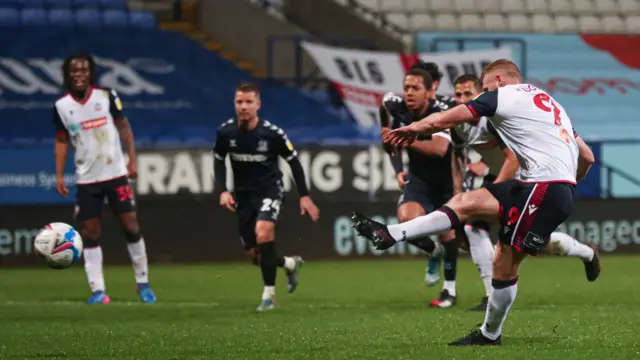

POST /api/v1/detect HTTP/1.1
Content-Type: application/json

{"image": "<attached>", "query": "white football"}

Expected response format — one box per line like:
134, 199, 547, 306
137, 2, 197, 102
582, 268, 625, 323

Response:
33, 222, 83, 269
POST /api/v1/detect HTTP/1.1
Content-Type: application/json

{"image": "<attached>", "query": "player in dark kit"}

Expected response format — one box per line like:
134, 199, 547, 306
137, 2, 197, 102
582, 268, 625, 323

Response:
53, 53, 156, 304
380, 68, 458, 306
412, 61, 457, 110
214, 83, 320, 311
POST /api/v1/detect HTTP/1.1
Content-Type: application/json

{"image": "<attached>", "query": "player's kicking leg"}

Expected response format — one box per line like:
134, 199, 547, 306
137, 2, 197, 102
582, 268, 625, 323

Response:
107, 177, 156, 303
545, 232, 600, 281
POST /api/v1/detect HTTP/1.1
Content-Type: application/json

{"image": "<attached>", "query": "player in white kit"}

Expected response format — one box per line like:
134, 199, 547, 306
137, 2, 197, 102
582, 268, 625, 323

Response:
427, 75, 600, 311
53, 53, 156, 304
351, 60, 597, 345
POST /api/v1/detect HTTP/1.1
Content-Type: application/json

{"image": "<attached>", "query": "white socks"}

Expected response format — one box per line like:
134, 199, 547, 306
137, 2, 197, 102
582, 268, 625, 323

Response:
127, 239, 150, 284
480, 279, 518, 340
387, 210, 454, 241
465, 225, 495, 297
549, 232, 594, 262
263, 286, 275, 299
443, 281, 456, 296
84, 247, 105, 293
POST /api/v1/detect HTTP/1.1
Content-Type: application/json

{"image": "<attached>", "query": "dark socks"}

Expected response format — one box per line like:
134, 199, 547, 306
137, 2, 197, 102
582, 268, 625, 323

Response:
258, 242, 282, 286
443, 238, 459, 281
407, 236, 436, 253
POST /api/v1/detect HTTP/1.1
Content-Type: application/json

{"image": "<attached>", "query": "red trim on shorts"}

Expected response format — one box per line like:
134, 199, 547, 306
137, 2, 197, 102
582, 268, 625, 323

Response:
516, 179, 576, 186
76, 174, 128, 186
512, 183, 549, 251
465, 104, 478, 117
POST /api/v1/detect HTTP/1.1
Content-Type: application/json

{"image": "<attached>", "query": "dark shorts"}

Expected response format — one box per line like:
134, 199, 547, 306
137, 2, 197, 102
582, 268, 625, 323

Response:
235, 182, 284, 250
75, 175, 136, 221
398, 173, 453, 214
485, 179, 575, 255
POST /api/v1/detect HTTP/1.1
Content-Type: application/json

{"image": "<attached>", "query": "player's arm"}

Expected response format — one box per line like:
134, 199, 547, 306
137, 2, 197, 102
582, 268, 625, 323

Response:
451, 150, 464, 195
575, 130, 595, 181
213, 129, 229, 193
109, 89, 137, 176
53, 106, 69, 196
408, 131, 450, 157
379, 104, 404, 173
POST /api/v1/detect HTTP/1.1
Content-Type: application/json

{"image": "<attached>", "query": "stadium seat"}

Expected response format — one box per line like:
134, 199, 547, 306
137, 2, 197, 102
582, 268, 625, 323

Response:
477, 0, 500, 13
434, 13, 457, 30
0, 0, 18, 7
548, 0, 572, 14
531, 13, 555, 32
595, 0, 619, 15
385, 13, 408, 28
75, 8, 101, 27
378, 0, 403, 12
19, 0, 45, 8
501, 0, 525, 14
572, 0, 595, 15
21, 8, 47, 25
454, 0, 476, 12
578, 15, 602, 33
48, 8, 73, 26
102, 9, 127, 27
154, 137, 184, 148
625, 15, 640, 33
411, 13, 434, 30
601, 15, 625, 33
0, 7, 19, 25
482, 13, 507, 31
72, 0, 98, 8
525, 0, 548, 13
428, 0, 454, 12
459, 13, 483, 30
555, 15, 578, 32
507, 13, 531, 31
404, 0, 428, 12
100, 0, 127, 9
619, 0, 640, 14
129, 11, 156, 29
44, 0, 72, 8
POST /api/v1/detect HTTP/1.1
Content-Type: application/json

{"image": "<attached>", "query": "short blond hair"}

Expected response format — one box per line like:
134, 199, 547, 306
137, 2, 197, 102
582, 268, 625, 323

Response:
481, 59, 521, 82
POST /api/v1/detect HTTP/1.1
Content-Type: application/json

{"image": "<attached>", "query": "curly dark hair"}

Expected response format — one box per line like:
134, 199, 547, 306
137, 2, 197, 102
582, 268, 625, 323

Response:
61, 53, 96, 92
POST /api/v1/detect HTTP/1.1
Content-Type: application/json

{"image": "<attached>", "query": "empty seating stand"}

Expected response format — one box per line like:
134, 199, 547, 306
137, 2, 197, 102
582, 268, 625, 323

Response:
0, 7, 157, 28
337, 0, 640, 33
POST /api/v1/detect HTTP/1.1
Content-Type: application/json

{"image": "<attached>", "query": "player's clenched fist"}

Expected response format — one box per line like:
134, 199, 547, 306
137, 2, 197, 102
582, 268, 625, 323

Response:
219, 191, 236, 212
56, 178, 69, 197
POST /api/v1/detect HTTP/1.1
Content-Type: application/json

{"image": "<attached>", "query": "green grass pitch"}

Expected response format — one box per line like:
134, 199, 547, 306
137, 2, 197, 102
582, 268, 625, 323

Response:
1, 256, 639, 359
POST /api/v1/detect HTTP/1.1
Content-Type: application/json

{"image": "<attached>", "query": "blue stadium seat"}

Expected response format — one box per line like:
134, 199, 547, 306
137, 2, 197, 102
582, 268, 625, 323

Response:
48, 8, 72, 26
20, 0, 45, 8
100, 0, 126, 9
45, 0, 72, 8
154, 137, 184, 148
21, 8, 47, 25
102, 9, 126, 27
129, 10, 156, 29
0, 0, 18, 8
72, 0, 97, 8
75, 8, 100, 27
0, 8, 19, 25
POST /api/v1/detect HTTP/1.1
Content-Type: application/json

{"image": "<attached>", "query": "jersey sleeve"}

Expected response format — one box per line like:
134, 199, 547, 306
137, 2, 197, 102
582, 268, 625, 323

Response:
53, 105, 67, 135
275, 129, 298, 162
213, 128, 228, 160
107, 88, 125, 122
432, 129, 451, 143
465, 90, 498, 118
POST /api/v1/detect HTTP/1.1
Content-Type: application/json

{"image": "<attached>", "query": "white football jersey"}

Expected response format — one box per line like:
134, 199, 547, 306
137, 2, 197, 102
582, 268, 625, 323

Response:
452, 117, 505, 177
466, 84, 579, 184
54, 87, 128, 184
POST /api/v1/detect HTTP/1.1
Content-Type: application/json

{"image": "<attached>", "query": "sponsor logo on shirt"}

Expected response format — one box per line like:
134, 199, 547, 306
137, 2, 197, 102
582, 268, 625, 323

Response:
81, 117, 107, 130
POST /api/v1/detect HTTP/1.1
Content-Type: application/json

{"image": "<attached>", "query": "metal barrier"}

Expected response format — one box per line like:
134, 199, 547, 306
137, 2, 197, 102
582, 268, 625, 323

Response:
429, 37, 528, 79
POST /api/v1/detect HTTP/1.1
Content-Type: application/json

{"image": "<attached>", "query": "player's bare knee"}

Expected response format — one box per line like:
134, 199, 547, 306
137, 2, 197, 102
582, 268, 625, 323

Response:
119, 212, 140, 234
255, 221, 275, 244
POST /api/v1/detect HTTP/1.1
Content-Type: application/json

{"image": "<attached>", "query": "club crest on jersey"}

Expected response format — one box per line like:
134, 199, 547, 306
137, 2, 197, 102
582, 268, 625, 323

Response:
94, 102, 103, 112
257, 140, 268, 152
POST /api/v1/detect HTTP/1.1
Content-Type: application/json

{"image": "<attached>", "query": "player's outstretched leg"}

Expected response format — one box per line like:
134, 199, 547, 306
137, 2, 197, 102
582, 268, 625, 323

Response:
120, 212, 156, 303
81, 219, 110, 304
546, 232, 600, 281
351, 212, 445, 256
465, 222, 494, 311
449, 243, 524, 346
